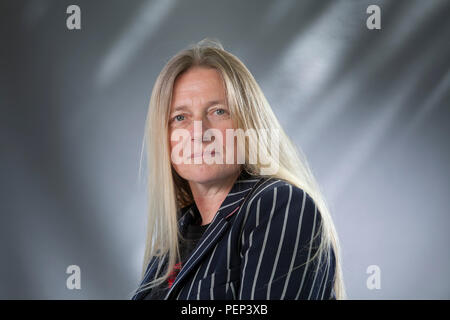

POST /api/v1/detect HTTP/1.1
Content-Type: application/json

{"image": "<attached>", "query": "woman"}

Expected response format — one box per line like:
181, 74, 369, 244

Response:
132, 39, 346, 300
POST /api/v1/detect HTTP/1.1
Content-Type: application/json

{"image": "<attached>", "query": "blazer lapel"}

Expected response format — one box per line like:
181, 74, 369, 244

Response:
164, 171, 263, 299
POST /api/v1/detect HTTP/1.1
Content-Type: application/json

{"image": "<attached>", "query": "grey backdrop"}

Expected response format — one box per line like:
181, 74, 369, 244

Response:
1, 0, 449, 299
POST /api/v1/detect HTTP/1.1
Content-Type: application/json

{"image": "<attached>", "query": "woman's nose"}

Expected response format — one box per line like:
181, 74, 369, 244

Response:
190, 117, 211, 142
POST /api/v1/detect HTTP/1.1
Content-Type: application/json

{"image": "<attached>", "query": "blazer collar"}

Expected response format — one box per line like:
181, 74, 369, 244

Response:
165, 169, 263, 299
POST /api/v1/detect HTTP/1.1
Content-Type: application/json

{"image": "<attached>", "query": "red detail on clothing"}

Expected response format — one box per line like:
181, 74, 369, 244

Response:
167, 262, 182, 288
225, 206, 240, 219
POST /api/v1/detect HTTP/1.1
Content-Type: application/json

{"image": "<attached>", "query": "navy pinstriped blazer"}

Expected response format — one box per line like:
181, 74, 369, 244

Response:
132, 170, 336, 300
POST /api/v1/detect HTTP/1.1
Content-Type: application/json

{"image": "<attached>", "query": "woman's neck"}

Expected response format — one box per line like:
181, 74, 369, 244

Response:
189, 170, 241, 225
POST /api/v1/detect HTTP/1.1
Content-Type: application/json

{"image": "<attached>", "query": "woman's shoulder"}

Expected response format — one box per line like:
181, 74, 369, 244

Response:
239, 175, 323, 244
243, 175, 322, 226
248, 176, 316, 207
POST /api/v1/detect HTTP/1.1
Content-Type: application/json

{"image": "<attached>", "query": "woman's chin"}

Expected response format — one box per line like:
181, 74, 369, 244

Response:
179, 165, 220, 183
174, 164, 239, 185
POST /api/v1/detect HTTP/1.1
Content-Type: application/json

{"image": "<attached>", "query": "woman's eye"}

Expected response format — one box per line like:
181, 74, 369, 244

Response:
214, 109, 226, 115
173, 114, 185, 122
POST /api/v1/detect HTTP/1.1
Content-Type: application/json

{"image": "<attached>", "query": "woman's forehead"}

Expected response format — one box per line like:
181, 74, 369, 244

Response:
173, 68, 224, 93
171, 68, 227, 109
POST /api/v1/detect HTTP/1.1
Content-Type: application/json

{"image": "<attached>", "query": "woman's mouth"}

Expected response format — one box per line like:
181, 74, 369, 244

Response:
190, 150, 217, 159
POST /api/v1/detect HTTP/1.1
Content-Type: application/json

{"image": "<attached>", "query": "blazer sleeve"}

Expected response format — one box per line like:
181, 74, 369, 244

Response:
238, 183, 336, 300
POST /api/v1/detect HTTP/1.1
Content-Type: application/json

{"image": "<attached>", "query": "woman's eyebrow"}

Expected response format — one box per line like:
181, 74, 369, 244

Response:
205, 99, 226, 107
171, 105, 190, 112
172, 99, 226, 111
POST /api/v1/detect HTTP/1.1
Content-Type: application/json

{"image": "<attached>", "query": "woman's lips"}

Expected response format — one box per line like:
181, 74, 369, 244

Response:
190, 150, 217, 159
191, 152, 202, 158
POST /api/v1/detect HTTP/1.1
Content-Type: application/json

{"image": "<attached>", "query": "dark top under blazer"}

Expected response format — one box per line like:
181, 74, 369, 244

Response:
132, 171, 336, 300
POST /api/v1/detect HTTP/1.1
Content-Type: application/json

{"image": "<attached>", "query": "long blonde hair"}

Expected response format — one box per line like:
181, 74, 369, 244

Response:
136, 38, 346, 299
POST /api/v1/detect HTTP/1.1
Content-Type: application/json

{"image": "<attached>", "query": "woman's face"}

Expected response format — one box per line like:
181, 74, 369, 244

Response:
169, 66, 241, 185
